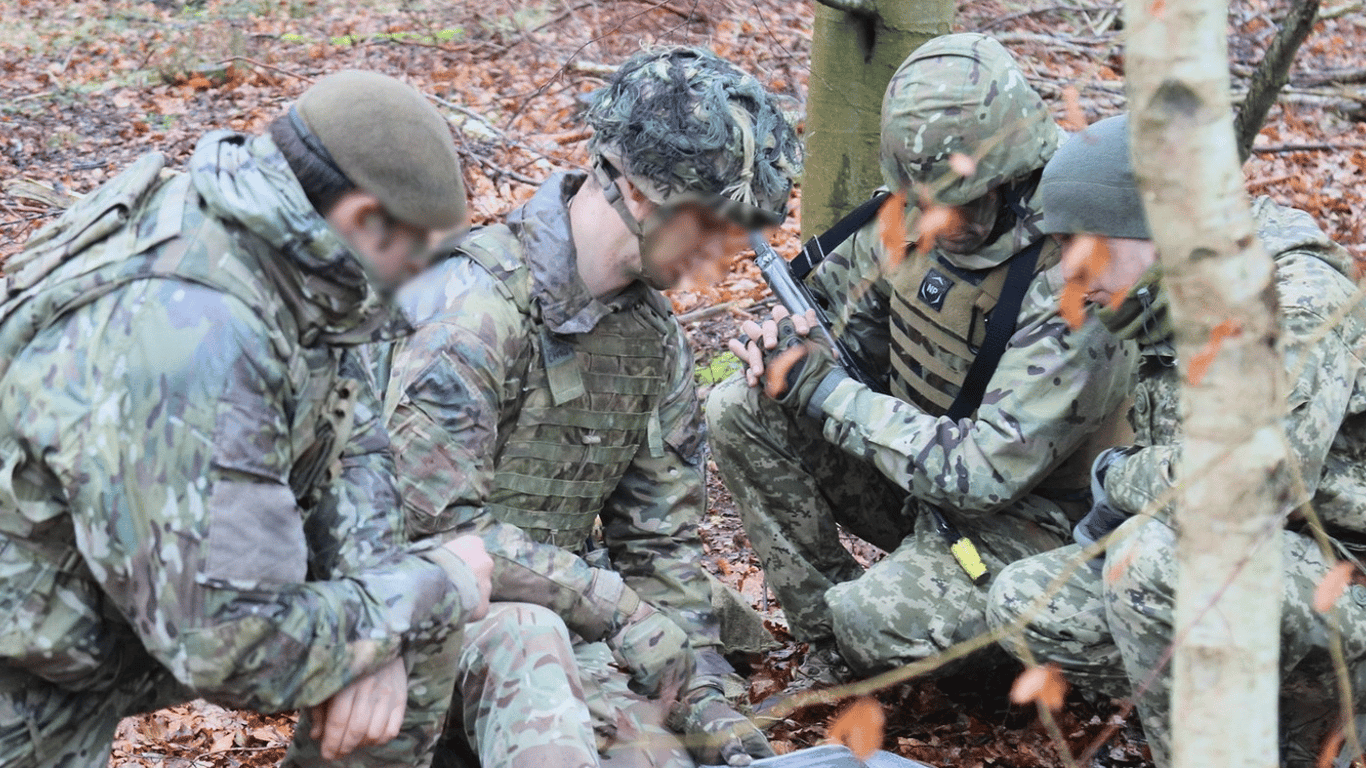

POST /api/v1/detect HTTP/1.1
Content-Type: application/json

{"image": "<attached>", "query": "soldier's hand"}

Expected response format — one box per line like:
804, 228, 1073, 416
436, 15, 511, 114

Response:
309, 656, 408, 760
607, 601, 693, 703
670, 681, 774, 766
443, 535, 493, 620
727, 306, 816, 387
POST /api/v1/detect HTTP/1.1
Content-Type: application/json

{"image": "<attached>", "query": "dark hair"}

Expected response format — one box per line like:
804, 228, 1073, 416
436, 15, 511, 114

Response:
268, 114, 356, 215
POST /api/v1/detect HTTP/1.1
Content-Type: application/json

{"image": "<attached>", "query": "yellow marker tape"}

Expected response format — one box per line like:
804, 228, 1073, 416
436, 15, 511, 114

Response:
950, 537, 990, 586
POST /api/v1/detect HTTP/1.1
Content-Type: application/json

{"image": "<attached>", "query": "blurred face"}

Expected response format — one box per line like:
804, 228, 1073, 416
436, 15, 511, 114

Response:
931, 190, 999, 255
326, 192, 435, 293
636, 202, 751, 290
1059, 234, 1159, 306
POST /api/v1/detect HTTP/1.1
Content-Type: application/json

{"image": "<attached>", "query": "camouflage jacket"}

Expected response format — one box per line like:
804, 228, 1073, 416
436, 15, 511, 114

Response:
804, 187, 1137, 517
0, 133, 481, 710
381, 172, 720, 650
1106, 197, 1366, 544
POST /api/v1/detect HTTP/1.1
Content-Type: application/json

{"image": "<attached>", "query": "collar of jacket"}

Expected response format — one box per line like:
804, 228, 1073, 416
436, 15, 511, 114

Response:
508, 171, 625, 336
189, 130, 411, 347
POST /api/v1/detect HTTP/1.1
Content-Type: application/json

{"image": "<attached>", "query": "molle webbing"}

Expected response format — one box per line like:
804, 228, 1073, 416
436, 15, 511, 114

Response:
886, 239, 1058, 417
486, 305, 668, 548
454, 231, 673, 550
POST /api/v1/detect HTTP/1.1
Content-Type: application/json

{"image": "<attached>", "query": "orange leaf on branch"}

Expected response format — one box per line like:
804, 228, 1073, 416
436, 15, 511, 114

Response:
827, 696, 885, 760
916, 204, 964, 256
1009, 663, 1068, 711
1314, 560, 1355, 613
949, 152, 977, 178
1061, 86, 1087, 132
1186, 318, 1242, 385
1059, 235, 1111, 329
763, 344, 810, 400
877, 190, 908, 269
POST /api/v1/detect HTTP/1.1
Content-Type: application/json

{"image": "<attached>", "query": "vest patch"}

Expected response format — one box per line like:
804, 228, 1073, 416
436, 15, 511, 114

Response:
918, 268, 953, 311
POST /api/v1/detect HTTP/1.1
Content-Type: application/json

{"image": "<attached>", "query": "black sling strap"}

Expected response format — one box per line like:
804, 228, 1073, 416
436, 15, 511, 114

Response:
944, 236, 1045, 421
790, 190, 892, 280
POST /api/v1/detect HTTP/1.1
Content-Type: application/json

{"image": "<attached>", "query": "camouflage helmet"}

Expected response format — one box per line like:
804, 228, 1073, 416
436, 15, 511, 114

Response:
585, 46, 802, 232
880, 33, 1058, 206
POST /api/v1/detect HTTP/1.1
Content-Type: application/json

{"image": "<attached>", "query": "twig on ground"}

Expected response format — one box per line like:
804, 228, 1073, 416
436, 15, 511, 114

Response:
978, 4, 1120, 31
679, 300, 747, 324
216, 56, 312, 82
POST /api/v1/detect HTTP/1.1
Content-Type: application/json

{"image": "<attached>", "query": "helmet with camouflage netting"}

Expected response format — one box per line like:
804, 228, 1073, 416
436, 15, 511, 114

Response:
585, 46, 803, 235
880, 33, 1059, 207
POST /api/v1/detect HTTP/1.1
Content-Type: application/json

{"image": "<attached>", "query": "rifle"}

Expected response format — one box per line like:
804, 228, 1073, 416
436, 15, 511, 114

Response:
750, 231, 991, 586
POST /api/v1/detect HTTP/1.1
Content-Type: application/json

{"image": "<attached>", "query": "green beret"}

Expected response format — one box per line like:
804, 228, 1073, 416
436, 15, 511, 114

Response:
296, 70, 466, 230
1038, 113, 1150, 239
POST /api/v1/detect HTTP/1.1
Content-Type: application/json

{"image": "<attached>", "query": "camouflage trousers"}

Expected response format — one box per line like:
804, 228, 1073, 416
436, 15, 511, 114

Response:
0, 628, 462, 768
988, 515, 1366, 768
705, 373, 1078, 674
445, 602, 691, 768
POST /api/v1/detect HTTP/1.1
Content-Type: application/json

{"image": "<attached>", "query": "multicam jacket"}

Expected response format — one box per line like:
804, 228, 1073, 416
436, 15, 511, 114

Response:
0, 133, 480, 710
1105, 197, 1366, 543
804, 186, 1138, 517
382, 172, 720, 649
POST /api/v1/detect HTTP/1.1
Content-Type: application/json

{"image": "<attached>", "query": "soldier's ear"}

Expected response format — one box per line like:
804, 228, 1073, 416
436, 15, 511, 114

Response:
325, 190, 390, 257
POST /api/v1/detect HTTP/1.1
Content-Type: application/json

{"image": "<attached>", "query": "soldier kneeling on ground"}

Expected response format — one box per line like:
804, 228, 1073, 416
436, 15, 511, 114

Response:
0, 70, 492, 768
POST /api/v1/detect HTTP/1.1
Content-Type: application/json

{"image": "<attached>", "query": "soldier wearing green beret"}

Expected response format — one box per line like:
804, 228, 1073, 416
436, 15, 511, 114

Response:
378, 47, 801, 768
0, 70, 492, 768
706, 33, 1136, 695
987, 113, 1366, 768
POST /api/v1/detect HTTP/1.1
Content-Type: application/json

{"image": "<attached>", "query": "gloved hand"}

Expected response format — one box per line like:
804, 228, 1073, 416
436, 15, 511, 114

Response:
763, 315, 847, 419
1073, 447, 1137, 570
669, 679, 775, 767
606, 601, 693, 702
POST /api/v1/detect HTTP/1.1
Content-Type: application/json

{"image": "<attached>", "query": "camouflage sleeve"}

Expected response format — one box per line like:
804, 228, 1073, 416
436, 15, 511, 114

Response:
302, 347, 484, 619
806, 217, 894, 382
386, 259, 646, 642
816, 263, 1137, 516
1107, 250, 1365, 519
601, 315, 720, 648
26, 280, 469, 713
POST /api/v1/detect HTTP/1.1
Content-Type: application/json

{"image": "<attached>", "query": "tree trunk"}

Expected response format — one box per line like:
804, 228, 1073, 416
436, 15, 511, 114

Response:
1124, 0, 1286, 766
802, 0, 952, 241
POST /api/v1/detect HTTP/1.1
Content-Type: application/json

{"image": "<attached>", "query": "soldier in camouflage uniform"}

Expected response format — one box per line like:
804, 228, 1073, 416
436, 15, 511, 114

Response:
378, 48, 802, 768
706, 33, 1135, 685
0, 71, 493, 768
986, 114, 1366, 767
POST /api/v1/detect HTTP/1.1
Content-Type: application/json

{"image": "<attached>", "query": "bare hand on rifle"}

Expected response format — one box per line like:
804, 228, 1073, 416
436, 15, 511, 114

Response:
727, 306, 818, 387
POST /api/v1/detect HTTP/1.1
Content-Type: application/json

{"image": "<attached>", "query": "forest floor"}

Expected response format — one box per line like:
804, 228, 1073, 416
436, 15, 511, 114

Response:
2, 0, 1365, 766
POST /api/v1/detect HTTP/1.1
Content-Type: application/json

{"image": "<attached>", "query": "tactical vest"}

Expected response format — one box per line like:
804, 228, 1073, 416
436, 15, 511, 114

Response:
885, 239, 1061, 417
459, 237, 672, 551
0, 153, 356, 679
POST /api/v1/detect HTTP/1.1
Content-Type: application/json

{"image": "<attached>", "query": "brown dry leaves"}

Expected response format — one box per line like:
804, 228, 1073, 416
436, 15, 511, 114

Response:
827, 696, 886, 759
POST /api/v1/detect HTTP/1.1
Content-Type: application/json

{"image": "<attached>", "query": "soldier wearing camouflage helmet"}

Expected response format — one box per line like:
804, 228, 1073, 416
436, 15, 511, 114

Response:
706, 32, 1136, 693
377, 47, 801, 768
0, 70, 495, 768
987, 113, 1366, 768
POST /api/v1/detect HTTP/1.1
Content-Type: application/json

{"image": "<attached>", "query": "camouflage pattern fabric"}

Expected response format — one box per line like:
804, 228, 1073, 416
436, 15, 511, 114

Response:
381, 172, 731, 764
878, 32, 1061, 212
987, 197, 1366, 767
706, 191, 1134, 671
0, 132, 481, 767
449, 603, 691, 768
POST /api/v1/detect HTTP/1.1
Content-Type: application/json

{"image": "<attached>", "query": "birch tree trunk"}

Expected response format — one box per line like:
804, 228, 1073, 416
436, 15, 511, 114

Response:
802, 0, 952, 240
1123, 0, 1287, 766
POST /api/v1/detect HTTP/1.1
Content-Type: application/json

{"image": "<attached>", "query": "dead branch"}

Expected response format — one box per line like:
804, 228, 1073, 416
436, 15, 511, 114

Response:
216, 56, 313, 82
1297, 67, 1366, 88
1234, 0, 1321, 163
978, 4, 1120, 31
1250, 142, 1366, 153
